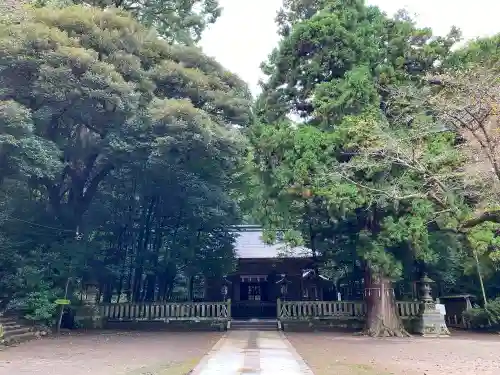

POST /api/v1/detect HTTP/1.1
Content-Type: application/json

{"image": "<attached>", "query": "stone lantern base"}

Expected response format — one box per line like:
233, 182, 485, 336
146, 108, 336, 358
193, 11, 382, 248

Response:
74, 303, 103, 329
414, 302, 450, 337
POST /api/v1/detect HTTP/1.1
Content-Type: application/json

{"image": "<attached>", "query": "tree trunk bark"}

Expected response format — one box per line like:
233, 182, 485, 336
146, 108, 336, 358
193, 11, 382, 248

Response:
363, 268, 410, 337
102, 282, 112, 303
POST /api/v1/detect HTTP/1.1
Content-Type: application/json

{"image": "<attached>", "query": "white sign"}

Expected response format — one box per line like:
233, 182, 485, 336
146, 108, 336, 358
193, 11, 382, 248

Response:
436, 303, 446, 316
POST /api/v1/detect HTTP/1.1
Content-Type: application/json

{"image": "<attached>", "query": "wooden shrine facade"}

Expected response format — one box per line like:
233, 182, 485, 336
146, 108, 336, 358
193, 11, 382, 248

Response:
204, 226, 337, 319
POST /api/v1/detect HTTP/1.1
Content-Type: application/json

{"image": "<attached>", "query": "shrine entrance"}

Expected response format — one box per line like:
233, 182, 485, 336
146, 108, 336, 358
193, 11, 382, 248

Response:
232, 276, 277, 319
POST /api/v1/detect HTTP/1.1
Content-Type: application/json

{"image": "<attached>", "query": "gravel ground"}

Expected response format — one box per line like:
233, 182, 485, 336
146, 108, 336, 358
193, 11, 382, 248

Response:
0, 331, 222, 375
287, 330, 500, 375
2, 329, 499, 375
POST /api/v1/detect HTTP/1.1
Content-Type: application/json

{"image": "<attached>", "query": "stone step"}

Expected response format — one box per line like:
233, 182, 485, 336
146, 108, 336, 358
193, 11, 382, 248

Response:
2, 331, 37, 345
232, 326, 277, 331
3, 327, 31, 336
0, 321, 18, 327
0, 313, 19, 320
1, 316, 40, 346
230, 320, 278, 331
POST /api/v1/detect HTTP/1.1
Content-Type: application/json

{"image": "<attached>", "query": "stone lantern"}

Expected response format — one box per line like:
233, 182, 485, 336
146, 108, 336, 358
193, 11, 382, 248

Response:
220, 276, 232, 302
276, 274, 291, 300
419, 274, 435, 306
82, 280, 99, 304
74, 280, 101, 329
414, 273, 450, 337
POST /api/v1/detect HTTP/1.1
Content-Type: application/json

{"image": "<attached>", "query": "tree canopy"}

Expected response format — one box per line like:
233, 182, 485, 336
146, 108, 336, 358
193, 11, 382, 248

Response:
257, 0, 460, 125
0, 4, 251, 308
1, 0, 500, 338
31, 0, 222, 44
248, 0, 498, 336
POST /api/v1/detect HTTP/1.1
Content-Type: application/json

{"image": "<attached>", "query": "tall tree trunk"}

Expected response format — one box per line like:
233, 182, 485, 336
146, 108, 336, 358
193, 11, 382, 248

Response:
126, 251, 134, 302
132, 196, 155, 301
187, 275, 194, 301
144, 213, 164, 302
102, 282, 113, 303
363, 267, 410, 337
160, 274, 169, 301
144, 274, 156, 302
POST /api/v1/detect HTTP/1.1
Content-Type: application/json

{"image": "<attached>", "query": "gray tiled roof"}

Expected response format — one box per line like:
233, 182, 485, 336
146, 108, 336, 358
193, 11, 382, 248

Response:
232, 228, 310, 259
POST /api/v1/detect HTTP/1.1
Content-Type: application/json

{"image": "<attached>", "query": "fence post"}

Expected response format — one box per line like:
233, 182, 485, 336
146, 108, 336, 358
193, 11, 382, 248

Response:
92, 304, 104, 329
226, 299, 231, 319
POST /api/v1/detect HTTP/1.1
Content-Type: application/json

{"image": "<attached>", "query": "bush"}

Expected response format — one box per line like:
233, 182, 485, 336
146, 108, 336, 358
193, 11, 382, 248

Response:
463, 297, 500, 329
7, 289, 58, 326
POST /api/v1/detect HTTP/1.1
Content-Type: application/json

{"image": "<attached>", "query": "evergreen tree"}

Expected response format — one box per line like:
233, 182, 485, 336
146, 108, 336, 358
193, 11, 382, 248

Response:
0, 4, 252, 314
31, 0, 222, 44
250, 0, 460, 336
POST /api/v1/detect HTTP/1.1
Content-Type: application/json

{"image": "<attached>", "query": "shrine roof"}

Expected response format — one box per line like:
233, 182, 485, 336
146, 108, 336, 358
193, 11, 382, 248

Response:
231, 225, 310, 259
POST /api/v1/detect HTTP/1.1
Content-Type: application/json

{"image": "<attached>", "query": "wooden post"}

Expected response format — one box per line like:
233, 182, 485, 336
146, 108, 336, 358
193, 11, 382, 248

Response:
473, 248, 488, 307
57, 277, 71, 334
380, 280, 385, 320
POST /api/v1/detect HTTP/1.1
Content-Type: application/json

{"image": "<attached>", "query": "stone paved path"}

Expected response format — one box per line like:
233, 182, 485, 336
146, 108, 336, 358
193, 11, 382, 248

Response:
192, 330, 314, 375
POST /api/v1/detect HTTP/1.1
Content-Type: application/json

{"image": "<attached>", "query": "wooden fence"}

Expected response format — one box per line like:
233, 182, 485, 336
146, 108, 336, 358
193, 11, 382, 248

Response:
277, 299, 421, 320
100, 300, 231, 322
446, 313, 472, 329
97, 299, 422, 323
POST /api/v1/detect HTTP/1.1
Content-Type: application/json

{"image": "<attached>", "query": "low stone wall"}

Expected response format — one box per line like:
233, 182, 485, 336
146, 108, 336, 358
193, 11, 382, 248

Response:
74, 304, 103, 329
280, 317, 420, 333
276, 299, 425, 333
104, 320, 227, 331
403, 317, 420, 332
281, 319, 364, 332
72, 299, 446, 336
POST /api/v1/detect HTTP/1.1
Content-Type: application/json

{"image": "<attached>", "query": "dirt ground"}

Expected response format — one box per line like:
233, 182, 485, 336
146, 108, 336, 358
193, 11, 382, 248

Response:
0, 331, 222, 375
2, 329, 500, 375
287, 330, 500, 375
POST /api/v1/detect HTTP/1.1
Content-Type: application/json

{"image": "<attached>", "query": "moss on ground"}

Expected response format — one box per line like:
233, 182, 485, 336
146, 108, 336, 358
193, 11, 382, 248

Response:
311, 362, 394, 375
126, 358, 200, 375
127, 357, 393, 375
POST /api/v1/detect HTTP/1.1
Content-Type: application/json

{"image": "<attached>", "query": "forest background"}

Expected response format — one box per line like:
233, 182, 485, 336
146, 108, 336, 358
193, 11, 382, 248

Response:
0, 0, 500, 335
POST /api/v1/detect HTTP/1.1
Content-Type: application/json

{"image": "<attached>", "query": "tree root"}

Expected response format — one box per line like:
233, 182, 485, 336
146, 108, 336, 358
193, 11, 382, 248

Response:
358, 318, 412, 338
360, 326, 412, 338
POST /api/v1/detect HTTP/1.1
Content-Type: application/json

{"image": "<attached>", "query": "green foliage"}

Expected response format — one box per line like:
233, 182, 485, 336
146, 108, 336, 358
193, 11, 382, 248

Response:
0, 100, 61, 183
7, 284, 58, 325
250, 0, 467, 293
250, 107, 464, 282
0, 0, 499, 321
0, 3, 251, 221
463, 223, 500, 280
21, 292, 58, 325
251, 1, 500, 307
30, 0, 221, 44
258, 0, 459, 124
463, 297, 500, 329
445, 33, 500, 68
313, 66, 379, 126
0, 4, 251, 307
